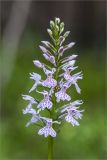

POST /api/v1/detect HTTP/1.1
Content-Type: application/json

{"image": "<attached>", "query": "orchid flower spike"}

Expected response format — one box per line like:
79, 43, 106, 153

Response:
22, 17, 84, 143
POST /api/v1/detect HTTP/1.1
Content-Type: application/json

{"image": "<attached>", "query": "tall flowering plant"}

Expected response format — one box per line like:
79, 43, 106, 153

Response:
22, 17, 84, 160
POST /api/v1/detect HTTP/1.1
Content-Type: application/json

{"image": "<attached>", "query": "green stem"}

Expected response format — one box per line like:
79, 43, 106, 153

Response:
48, 136, 53, 160
47, 29, 60, 160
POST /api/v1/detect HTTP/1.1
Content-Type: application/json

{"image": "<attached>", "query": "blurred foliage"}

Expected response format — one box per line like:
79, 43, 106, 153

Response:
1, 32, 106, 160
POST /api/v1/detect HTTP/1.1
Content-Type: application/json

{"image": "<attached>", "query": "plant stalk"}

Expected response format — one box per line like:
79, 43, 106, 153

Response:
48, 136, 53, 160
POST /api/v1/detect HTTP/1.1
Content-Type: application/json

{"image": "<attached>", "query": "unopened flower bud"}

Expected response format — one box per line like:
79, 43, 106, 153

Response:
63, 31, 70, 38
58, 46, 64, 53
60, 22, 64, 34
56, 25, 59, 32
59, 36, 64, 46
41, 41, 50, 48
39, 45, 47, 53
33, 60, 43, 68
47, 29, 52, 36
58, 46, 64, 57
55, 17, 60, 24
64, 42, 75, 51
50, 20, 55, 29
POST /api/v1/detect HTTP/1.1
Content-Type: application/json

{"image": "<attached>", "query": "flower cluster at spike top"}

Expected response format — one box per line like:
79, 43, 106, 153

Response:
22, 18, 84, 138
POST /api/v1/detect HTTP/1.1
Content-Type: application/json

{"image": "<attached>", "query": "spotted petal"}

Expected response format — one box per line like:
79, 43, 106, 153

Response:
55, 90, 71, 102
37, 99, 52, 110
65, 114, 79, 126
38, 126, 56, 137
26, 114, 40, 127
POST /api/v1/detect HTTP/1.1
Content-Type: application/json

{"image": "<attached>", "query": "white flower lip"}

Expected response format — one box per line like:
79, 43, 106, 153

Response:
36, 90, 53, 110
38, 118, 60, 137
55, 87, 71, 103
42, 76, 57, 88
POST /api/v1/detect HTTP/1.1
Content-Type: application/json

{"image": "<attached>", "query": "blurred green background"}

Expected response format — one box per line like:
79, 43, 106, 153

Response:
1, 1, 106, 160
